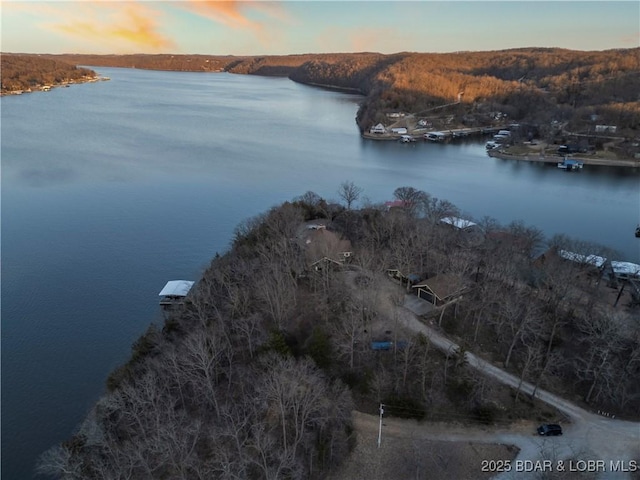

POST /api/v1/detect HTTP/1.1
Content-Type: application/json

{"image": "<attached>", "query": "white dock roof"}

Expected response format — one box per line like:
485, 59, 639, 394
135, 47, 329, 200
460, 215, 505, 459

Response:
558, 250, 607, 268
159, 280, 195, 297
611, 262, 640, 278
441, 216, 477, 230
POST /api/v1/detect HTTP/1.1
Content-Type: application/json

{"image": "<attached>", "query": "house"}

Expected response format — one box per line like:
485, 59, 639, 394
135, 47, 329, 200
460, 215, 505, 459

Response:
387, 269, 421, 286
595, 125, 617, 133
370, 123, 386, 134
391, 127, 408, 135
384, 200, 411, 210
412, 274, 468, 306
303, 228, 352, 270
557, 144, 583, 155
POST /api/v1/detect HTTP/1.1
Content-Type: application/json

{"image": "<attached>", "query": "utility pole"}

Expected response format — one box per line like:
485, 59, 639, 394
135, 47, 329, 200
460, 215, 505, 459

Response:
614, 281, 626, 307
377, 403, 384, 448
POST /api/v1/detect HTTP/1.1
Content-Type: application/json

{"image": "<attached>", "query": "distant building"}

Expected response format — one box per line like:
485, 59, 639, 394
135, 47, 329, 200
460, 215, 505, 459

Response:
595, 125, 617, 133
370, 123, 386, 134
303, 228, 352, 270
412, 274, 468, 306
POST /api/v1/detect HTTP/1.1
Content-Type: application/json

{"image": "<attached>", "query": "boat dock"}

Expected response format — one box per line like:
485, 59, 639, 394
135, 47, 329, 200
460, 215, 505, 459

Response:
363, 126, 506, 142
159, 280, 194, 307
557, 158, 584, 170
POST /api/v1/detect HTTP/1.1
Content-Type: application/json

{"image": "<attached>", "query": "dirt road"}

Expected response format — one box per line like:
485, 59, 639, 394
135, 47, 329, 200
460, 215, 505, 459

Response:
394, 297, 640, 479
337, 271, 639, 479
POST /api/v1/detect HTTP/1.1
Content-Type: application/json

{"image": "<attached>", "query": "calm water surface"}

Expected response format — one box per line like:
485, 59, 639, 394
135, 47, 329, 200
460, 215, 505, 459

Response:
2, 67, 639, 479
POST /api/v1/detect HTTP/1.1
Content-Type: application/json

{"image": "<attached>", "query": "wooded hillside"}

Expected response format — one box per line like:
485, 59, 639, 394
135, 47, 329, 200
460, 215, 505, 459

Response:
38, 186, 640, 478
44, 48, 640, 135
0, 54, 96, 93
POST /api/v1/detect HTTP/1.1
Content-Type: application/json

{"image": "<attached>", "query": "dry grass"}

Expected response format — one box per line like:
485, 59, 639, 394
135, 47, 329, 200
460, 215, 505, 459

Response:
328, 412, 520, 480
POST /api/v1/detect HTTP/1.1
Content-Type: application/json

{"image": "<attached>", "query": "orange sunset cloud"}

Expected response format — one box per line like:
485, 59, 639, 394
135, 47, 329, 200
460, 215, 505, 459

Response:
183, 1, 256, 29
36, 2, 175, 52
177, 0, 289, 50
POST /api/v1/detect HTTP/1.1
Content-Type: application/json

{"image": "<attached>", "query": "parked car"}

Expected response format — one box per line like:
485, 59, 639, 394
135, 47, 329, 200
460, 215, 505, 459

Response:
537, 424, 563, 436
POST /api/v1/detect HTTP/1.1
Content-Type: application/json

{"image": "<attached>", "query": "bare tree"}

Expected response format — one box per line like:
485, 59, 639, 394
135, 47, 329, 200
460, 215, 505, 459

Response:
179, 325, 230, 417
337, 180, 363, 210
575, 309, 627, 404
36, 445, 83, 479
257, 263, 297, 329
393, 186, 430, 217
330, 302, 365, 369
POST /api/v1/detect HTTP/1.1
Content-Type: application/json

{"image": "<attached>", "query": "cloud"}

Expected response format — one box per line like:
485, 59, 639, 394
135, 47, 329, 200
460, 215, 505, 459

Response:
16, 2, 176, 52
180, 1, 259, 29
176, 0, 291, 46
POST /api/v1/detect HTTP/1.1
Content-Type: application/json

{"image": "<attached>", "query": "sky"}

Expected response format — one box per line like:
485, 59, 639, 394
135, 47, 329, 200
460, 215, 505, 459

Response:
1, 1, 638, 55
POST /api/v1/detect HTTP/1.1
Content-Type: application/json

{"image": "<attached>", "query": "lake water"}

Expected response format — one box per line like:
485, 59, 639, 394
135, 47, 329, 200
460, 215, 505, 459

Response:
2, 67, 639, 479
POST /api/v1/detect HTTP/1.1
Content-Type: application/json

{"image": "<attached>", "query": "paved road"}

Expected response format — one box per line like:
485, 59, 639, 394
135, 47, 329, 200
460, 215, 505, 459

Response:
395, 295, 640, 480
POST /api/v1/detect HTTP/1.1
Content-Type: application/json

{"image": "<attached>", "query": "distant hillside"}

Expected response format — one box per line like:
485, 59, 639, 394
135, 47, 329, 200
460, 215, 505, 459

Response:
25, 49, 640, 137
1, 54, 97, 93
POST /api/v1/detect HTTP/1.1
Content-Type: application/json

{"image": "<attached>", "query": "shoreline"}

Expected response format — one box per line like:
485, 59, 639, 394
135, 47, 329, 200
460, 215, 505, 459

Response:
0, 76, 108, 97
487, 149, 640, 168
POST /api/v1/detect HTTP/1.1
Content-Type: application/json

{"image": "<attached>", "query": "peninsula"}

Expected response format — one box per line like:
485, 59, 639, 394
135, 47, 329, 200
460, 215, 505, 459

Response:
38, 187, 640, 479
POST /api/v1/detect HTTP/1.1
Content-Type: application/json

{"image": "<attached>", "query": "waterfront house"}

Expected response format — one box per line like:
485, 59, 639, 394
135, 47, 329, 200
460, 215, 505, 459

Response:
370, 123, 386, 134
303, 228, 352, 271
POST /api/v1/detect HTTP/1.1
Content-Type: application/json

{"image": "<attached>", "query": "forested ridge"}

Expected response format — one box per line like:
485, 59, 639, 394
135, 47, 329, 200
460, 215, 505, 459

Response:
38, 186, 640, 479
41, 48, 640, 134
0, 54, 97, 93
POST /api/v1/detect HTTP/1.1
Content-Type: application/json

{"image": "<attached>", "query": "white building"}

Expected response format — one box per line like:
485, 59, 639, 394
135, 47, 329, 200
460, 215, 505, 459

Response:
370, 123, 386, 134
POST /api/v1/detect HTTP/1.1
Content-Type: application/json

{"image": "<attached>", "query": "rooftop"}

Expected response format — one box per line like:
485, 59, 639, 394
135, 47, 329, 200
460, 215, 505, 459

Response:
440, 216, 478, 230
159, 280, 195, 297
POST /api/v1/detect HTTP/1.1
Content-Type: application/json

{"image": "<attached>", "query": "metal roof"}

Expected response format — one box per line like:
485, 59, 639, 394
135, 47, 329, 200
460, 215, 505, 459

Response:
558, 249, 607, 268
158, 280, 195, 297
611, 261, 640, 278
440, 216, 477, 229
